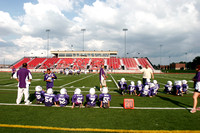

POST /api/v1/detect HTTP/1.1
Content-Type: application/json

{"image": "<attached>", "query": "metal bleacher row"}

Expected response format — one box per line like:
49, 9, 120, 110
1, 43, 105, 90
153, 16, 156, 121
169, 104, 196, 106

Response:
12, 57, 154, 71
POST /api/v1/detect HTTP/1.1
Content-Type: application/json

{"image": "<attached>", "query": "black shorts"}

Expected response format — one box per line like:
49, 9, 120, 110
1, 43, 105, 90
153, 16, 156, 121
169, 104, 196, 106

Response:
194, 89, 200, 93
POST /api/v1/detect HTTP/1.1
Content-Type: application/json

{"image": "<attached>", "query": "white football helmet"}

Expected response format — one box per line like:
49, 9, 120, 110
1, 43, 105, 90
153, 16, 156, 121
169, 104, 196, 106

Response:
121, 78, 125, 82
146, 79, 150, 83
131, 81, 135, 86
167, 81, 172, 85
137, 80, 142, 85
89, 88, 95, 95
182, 80, 187, 84
74, 88, 81, 94
35, 86, 42, 92
144, 85, 149, 91
177, 81, 182, 86
149, 83, 155, 88
102, 87, 108, 94
153, 80, 157, 84
60, 88, 67, 95
47, 88, 53, 94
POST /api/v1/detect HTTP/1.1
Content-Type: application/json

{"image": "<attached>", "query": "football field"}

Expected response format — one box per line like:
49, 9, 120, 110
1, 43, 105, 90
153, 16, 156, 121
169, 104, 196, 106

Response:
0, 72, 200, 132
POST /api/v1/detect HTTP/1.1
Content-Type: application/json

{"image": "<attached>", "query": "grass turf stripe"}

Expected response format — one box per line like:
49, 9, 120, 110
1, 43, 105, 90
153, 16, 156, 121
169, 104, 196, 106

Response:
0, 124, 199, 132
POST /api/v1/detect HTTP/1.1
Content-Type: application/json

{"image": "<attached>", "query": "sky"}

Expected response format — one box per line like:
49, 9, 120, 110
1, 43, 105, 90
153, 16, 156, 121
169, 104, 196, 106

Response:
0, 0, 200, 65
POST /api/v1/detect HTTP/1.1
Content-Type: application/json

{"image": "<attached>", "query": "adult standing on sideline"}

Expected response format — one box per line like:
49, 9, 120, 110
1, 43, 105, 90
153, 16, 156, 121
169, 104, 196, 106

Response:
44, 68, 57, 90
15, 63, 32, 105
140, 64, 154, 85
190, 65, 200, 113
99, 65, 107, 91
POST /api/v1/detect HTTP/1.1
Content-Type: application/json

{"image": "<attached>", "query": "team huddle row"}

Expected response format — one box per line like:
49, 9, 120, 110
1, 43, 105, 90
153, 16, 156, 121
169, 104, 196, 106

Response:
118, 78, 189, 97
35, 86, 111, 108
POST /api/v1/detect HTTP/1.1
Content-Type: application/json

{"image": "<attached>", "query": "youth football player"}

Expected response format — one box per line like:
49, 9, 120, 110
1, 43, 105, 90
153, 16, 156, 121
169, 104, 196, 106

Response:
174, 81, 183, 96
10, 66, 16, 79
35, 86, 45, 104
136, 80, 144, 96
85, 88, 98, 108
152, 80, 159, 95
182, 80, 188, 94
140, 85, 150, 97
99, 87, 111, 109
128, 81, 137, 95
44, 69, 57, 90
164, 81, 173, 94
72, 88, 84, 108
118, 78, 127, 95
57, 88, 69, 107
44, 88, 58, 107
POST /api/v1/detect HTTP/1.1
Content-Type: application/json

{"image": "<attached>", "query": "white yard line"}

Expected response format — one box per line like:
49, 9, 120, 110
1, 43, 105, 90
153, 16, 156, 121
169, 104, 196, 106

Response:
59, 74, 96, 88
0, 103, 192, 110
109, 74, 119, 89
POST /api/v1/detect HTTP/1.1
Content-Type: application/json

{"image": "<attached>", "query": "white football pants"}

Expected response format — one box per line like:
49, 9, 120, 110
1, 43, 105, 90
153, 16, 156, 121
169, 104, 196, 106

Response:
16, 87, 30, 104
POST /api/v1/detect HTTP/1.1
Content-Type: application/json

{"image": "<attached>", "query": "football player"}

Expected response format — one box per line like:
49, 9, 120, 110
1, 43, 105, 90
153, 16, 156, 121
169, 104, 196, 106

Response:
57, 88, 69, 107
44, 69, 57, 90
182, 80, 188, 94
99, 87, 111, 109
164, 81, 173, 94
85, 88, 98, 108
149, 83, 156, 97
118, 78, 127, 95
72, 88, 84, 108
152, 80, 160, 95
34, 86, 45, 104
10, 66, 16, 79
140, 85, 150, 97
136, 80, 144, 96
128, 81, 137, 95
44, 88, 58, 107
174, 81, 183, 96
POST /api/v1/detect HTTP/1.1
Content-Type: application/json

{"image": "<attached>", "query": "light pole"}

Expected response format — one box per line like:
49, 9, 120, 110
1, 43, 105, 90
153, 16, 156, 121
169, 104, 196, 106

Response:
123, 28, 128, 57
81, 29, 86, 51
160, 44, 163, 69
46, 29, 50, 58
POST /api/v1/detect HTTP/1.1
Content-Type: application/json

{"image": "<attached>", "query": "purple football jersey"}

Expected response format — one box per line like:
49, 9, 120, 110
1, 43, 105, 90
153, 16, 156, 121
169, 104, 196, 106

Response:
86, 94, 98, 107
165, 85, 173, 92
99, 93, 111, 105
57, 94, 69, 107
136, 84, 144, 92
44, 73, 57, 89
128, 85, 135, 92
44, 93, 58, 107
118, 82, 127, 90
182, 84, 188, 92
16, 68, 32, 88
35, 91, 45, 102
72, 94, 84, 105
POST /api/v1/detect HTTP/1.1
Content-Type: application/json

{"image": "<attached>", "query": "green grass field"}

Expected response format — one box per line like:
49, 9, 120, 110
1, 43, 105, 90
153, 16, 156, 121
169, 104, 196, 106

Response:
0, 72, 200, 132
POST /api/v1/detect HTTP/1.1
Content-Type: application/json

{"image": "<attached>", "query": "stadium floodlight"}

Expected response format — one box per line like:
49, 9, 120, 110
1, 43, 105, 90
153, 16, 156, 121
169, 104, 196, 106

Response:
123, 29, 128, 57
46, 29, 50, 58
81, 29, 86, 51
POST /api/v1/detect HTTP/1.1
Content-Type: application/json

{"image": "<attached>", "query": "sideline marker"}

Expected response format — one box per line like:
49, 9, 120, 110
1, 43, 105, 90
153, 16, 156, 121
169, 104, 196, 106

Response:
124, 99, 134, 109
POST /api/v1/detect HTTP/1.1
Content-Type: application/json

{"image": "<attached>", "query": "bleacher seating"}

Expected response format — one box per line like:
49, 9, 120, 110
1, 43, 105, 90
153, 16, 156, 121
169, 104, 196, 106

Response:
28, 58, 46, 69
13, 58, 31, 68
122, 58, 138, 70
107, 57, 120, 70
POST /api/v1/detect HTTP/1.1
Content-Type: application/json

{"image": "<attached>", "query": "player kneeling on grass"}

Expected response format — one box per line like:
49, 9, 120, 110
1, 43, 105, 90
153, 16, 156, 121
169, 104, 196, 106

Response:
57, 88, 69, 107
118, 78, 127, 95
152, 80, 159, 95
35, 86, 45, 104
44, 88, 58, 107
182, 80, 188, 94
128, 81, 137, 95
85, 88, 98, 108
140, 85, 150, 97
99, 87, 111, 109
174, 81, 183, 96
149, 83, 156, 97
136, 80, 144, 96
72, 88, 84, 108
164, 81, 173, 94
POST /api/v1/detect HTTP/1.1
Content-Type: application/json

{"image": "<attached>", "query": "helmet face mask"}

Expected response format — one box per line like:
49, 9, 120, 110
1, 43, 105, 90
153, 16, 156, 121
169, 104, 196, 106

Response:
35, 86, 42, 92
60, 88, 67, 94
89, 88, 95, 95
47, 88, 53, 94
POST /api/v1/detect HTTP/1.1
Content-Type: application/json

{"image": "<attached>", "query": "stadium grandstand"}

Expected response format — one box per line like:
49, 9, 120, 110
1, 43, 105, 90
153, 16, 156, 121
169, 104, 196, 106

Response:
9, 51, 159, 73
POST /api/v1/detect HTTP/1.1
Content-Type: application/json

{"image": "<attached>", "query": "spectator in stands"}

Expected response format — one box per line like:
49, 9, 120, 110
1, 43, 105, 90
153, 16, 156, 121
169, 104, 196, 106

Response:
140, 64, 154, 85
44, 68, 57, 90
190, 65, 200, 113
15, 63, 32, 105
99, 65, 107, 91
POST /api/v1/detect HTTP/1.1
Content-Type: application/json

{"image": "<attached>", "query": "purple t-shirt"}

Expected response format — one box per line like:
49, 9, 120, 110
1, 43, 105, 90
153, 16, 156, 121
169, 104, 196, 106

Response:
35, 91, 45, 102
99, 68, 105, 81
99, 93, 111, 105
44, 73, 57, 89
12, 68, 16, 73
86, 94, 98, 106
57, 94, 69, 107
194, 72, 200, 82
16, 68, 32, 88
44, 93, 58, 107
72, 94, 84, 105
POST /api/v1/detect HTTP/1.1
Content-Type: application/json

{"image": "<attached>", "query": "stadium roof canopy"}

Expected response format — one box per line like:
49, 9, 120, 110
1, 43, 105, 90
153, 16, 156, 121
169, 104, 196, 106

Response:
51, 50, 118, 58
